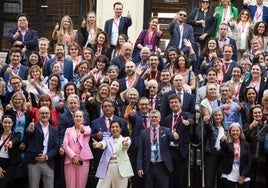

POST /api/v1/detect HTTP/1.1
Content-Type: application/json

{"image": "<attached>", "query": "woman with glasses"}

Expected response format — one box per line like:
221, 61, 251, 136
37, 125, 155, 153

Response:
187, 0, 215, 49
252, 21, 268, 50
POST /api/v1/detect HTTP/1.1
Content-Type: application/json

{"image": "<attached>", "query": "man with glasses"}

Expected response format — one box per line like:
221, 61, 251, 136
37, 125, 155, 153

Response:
166, 9, 194, 55
90, 98, 128, 177
24, 106, 59, 188
3, 75, 36, 109
160, 74, 195, 118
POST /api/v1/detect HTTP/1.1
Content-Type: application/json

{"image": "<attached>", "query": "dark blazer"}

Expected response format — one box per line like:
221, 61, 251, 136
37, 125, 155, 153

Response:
80, 27, 102, 47
160, 90, 196, 118
246, 5, 268, 24
104, 17, 132, 44
216, 37, 238, 62
166, 22, 194, 54
128, 111, 149, 149
111, 55, 127, 79
43, 58, 73, 81
0, 64, 29, 83
0, 131, 21, 165
119, 77, 145, 97
88, 44, 111, 60
91, 116, 128, 141
136, 126, 174, 174
58, 110, 90, 145
219, 140, 252, 178
187, 8, 215, 38
23, 122, 59, 170
161, 111, 194, 158
8, 27, 38, 59
239, 76, 268, 104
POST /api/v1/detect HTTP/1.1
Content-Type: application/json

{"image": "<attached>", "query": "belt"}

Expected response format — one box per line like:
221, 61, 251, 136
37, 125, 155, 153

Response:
110, 157, 117, 160
150, 161, 164, 166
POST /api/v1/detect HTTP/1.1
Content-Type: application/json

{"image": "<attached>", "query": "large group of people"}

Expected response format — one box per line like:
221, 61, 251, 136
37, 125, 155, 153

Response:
0, 0, 268, 188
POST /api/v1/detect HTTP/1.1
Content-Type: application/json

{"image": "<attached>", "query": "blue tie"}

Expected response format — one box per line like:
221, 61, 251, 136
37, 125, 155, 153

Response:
153, 128, 159, 161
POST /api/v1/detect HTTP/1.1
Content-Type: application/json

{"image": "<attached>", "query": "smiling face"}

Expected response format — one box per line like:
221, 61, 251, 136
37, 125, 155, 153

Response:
10, 52, 22, 66
246, 88, 257, 103
169, 98, 181, 113
99, 86, 110, 99
30, 68, 41, 79
2, 117, 13, 132
229, 124, 241, 142
231, 67, 242, 80
113, 4, 123, 18
17, 16, 28, 29
213, 110, 224, 124
257, 23, 266, 35
110, 80, 120, 94
97, 33, 106, 45
110, 122, 122, 138
83, 78, 93, 90
102, 101, 115, 117
252, 107, 263, 121
62, 16, 71, 30
251, 64, 262, 78
138, 98, 150, 114
49, 76, 59, 89
29, 53, 39, 65
87, 12, 96, 24
149, 18, 158, 30
74, 111, 84, 126
168, 51, 178, 63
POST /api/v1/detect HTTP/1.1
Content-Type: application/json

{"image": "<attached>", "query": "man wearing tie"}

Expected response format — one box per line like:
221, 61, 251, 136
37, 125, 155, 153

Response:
160, 74, 195, 118
137, 110, 179, 188
161, 94, 194, 188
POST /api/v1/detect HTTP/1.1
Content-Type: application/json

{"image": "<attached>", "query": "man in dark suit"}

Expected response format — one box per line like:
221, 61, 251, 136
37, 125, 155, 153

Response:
23, 106, 59, 188
7, 13, 38, 63
57, 94, 90, 187
166, 9, 194, 55
216, 23, 237, 62
43, 43, 73, 81
160, 74, 195, 118
91, 98, 128, 171
119, 61, 145, 97
0, 47, 29, 92
111, 42, 133, 79
244, 0, 268, 24
161, 94, 194, 188
137, 109, 179, 188
104, 1, 132, 49
58, 94, 90, 145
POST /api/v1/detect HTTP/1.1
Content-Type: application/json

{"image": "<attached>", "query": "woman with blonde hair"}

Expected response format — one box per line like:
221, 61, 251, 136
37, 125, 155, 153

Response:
52, 15, 77, 50
25, 65, 47, 104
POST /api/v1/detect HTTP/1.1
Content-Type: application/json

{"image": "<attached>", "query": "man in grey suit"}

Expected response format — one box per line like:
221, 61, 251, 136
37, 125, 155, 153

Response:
137, 110, 179, 188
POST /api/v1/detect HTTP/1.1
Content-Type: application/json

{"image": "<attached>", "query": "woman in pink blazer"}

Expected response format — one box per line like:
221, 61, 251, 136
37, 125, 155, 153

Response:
62, 110, 93, 188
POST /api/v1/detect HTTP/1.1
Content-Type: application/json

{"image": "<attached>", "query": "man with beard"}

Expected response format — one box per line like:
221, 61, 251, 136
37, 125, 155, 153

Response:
111, 42, 133, 79
136, 47, 151, 69
142, 54, 160, 82
119, 61, 145, 97
43, 43, 73, 81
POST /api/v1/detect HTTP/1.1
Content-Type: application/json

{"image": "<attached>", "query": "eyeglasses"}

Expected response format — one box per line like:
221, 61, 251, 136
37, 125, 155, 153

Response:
241, 12, 248, 16
202, 1, 209, 3
179, 14, 187, 17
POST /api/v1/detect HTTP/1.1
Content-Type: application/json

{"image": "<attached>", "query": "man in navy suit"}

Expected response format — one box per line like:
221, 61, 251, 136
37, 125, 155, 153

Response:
58, 94, 90, 145
244, 0, 268, 24
0, 47, 29, 92
160, 74, 195, 118
91, 98, 128, 171
137, 109, 179, 188
119, 61, 145, 97
111, 42, 133, 79
166, 9, 194, 55
162, 94, 194, 188
7, 13, 38, 63
43, 43, 73, 81
104, 2, 132, 49
23, 106, 59, 188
